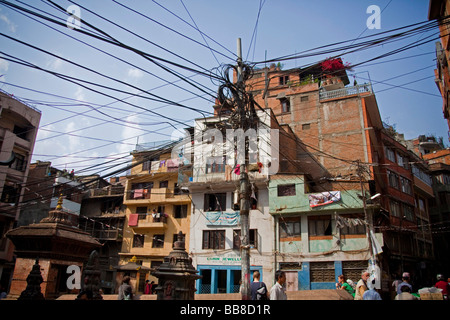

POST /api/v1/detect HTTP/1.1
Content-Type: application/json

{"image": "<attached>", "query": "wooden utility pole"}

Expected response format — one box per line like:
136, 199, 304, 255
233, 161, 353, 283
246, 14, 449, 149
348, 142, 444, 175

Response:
357, 160, 375, 261
236, 38, 251, 300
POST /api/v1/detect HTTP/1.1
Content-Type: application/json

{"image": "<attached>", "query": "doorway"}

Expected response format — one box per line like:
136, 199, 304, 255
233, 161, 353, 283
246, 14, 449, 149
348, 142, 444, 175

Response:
285, 271, 298, 291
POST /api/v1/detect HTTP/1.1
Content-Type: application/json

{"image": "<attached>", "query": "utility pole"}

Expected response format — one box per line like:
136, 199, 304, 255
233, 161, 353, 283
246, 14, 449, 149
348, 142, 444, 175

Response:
357, 160, 375, 261
236, 38, 251, 300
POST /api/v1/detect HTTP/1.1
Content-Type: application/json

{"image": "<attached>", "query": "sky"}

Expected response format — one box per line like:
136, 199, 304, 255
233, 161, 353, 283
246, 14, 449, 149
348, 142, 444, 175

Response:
0, 0, 447, 178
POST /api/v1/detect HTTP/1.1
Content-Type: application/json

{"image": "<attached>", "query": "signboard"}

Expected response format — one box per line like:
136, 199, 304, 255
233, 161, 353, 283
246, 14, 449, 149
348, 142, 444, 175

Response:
308, 191, 341, 207
206, 211, 240, 226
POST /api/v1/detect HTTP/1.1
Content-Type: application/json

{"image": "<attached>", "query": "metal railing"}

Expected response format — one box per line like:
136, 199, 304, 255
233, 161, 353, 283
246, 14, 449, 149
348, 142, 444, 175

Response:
319, 83, 372, 101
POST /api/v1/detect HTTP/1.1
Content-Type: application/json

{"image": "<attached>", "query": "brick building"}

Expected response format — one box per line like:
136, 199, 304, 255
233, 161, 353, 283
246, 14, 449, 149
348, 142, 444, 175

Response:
429, 0, 450, 139
237, 59, 435, 295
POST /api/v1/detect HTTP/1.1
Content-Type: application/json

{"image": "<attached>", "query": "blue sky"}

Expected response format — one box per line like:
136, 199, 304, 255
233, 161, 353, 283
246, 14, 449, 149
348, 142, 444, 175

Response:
0, 0, 447, 176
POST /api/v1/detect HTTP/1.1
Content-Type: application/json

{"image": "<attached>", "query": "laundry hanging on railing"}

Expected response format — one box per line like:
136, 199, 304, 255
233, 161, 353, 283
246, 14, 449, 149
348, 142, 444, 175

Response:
335, 214, 366, 229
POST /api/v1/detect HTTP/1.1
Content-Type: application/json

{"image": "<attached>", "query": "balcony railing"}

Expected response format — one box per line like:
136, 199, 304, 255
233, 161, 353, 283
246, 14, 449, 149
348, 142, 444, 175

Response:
319, 83, 373, 101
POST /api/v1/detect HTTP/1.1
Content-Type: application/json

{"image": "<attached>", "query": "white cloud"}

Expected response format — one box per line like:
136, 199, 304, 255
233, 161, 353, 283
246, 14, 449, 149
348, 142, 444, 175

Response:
127, 68, 144, 79
117, 114, 144, 155
0, 12, 17, 33
0, 58, 9, 73
46, 57, 63, 71
74, 86, 85, 101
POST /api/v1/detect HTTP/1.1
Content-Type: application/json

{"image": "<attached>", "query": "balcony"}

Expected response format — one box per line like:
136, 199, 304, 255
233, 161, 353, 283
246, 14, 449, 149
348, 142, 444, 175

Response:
87, 186, 124, 197
129, 214, 168, 230
319, 83, 373, 101
125, 187, 190, 203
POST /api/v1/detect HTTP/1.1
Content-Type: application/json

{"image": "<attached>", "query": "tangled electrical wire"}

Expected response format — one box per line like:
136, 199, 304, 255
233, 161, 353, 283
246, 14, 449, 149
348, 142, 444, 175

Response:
215, 62, 260, 131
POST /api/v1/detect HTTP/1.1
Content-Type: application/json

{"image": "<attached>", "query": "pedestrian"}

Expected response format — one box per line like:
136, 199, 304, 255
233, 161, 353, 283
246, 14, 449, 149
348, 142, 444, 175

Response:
270, 270, 287, 300
354, 271, 370, 300
117, 276, 133, 300
144, 279, 151, 295
150, 281, 156, 294
435, 274, 449, 300
336, 274, 355, 298
250, 270, 268, 300
0, 285, 7, 300
395, 285, 418, 300
363, 279, 382, 300
397, 272, 413, 295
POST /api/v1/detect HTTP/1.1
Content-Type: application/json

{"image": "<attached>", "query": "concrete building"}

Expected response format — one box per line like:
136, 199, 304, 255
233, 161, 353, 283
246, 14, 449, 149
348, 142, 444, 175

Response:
423, 148, 450, 277
0, 91, 41, 293
78, 181, 126, 294
118, 142, 192, 294
188, 108, 296, 294
269, 174, 382, 291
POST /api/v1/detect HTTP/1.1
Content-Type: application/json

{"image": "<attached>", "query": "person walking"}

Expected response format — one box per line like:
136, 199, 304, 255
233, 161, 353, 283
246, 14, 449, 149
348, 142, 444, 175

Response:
363, 279, 382, 300
117, 276, 133, 300
435, 274, 449, 300
270, 270, 287, 300
354, 271, 370, 300
397, 272, 413, 295
250, 271, 268, 300
395, 285, 418, 300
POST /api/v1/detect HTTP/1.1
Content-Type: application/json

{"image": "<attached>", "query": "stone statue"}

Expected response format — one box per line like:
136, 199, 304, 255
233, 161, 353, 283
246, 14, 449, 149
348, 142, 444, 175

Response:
18, 258, 45, 300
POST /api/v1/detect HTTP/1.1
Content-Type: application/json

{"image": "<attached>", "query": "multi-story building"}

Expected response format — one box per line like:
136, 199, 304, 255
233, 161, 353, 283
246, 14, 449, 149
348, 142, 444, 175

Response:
239, 61, 389, 293
189, 109, 296, 293
423, 147, 450, 277
118, 142, 192, 294
188, 108, 296, 294
0, 91, 41, 292
79, 181, 126, 294
429, 0, 450, 138
237, 59, 435, 296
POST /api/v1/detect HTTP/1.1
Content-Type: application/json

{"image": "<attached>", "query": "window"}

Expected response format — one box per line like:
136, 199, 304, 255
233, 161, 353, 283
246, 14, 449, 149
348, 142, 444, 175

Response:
340, 215, 366, 235
277, 184, 296, 197
388, 170, 399, 189
202, 230, 225, 249
279, 75, 289, 85
206, 156, 227, 173
310, 262, 335, 282
152, 234, 165, 248
13, 125, 29, 141
301, 96, 309, 102
279, 220, 301, 238
397, 154, 409, 169
174, 204, 188, 218
385, 147, 396, 162
281, 98, 290, 113
136, 207, 147, 219
204, 193, 227, 211
403, 204, 414, 221
1, 185, 19, 203
308, 216, 332, 237
233, 229, 258, 250
390, 199, 401, 217
10, 153, 26, 172
159, 180, 169, 188
132, 234, 145, 248
400, 177, 412, 195
302, 123, 311, 130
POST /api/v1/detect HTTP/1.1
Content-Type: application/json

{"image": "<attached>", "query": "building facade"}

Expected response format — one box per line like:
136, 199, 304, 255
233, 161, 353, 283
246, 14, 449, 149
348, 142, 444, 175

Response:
429, 0, 450, 138
119, 144, 192, 293
0, 91, 41, 293
188, 108, 295, 294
